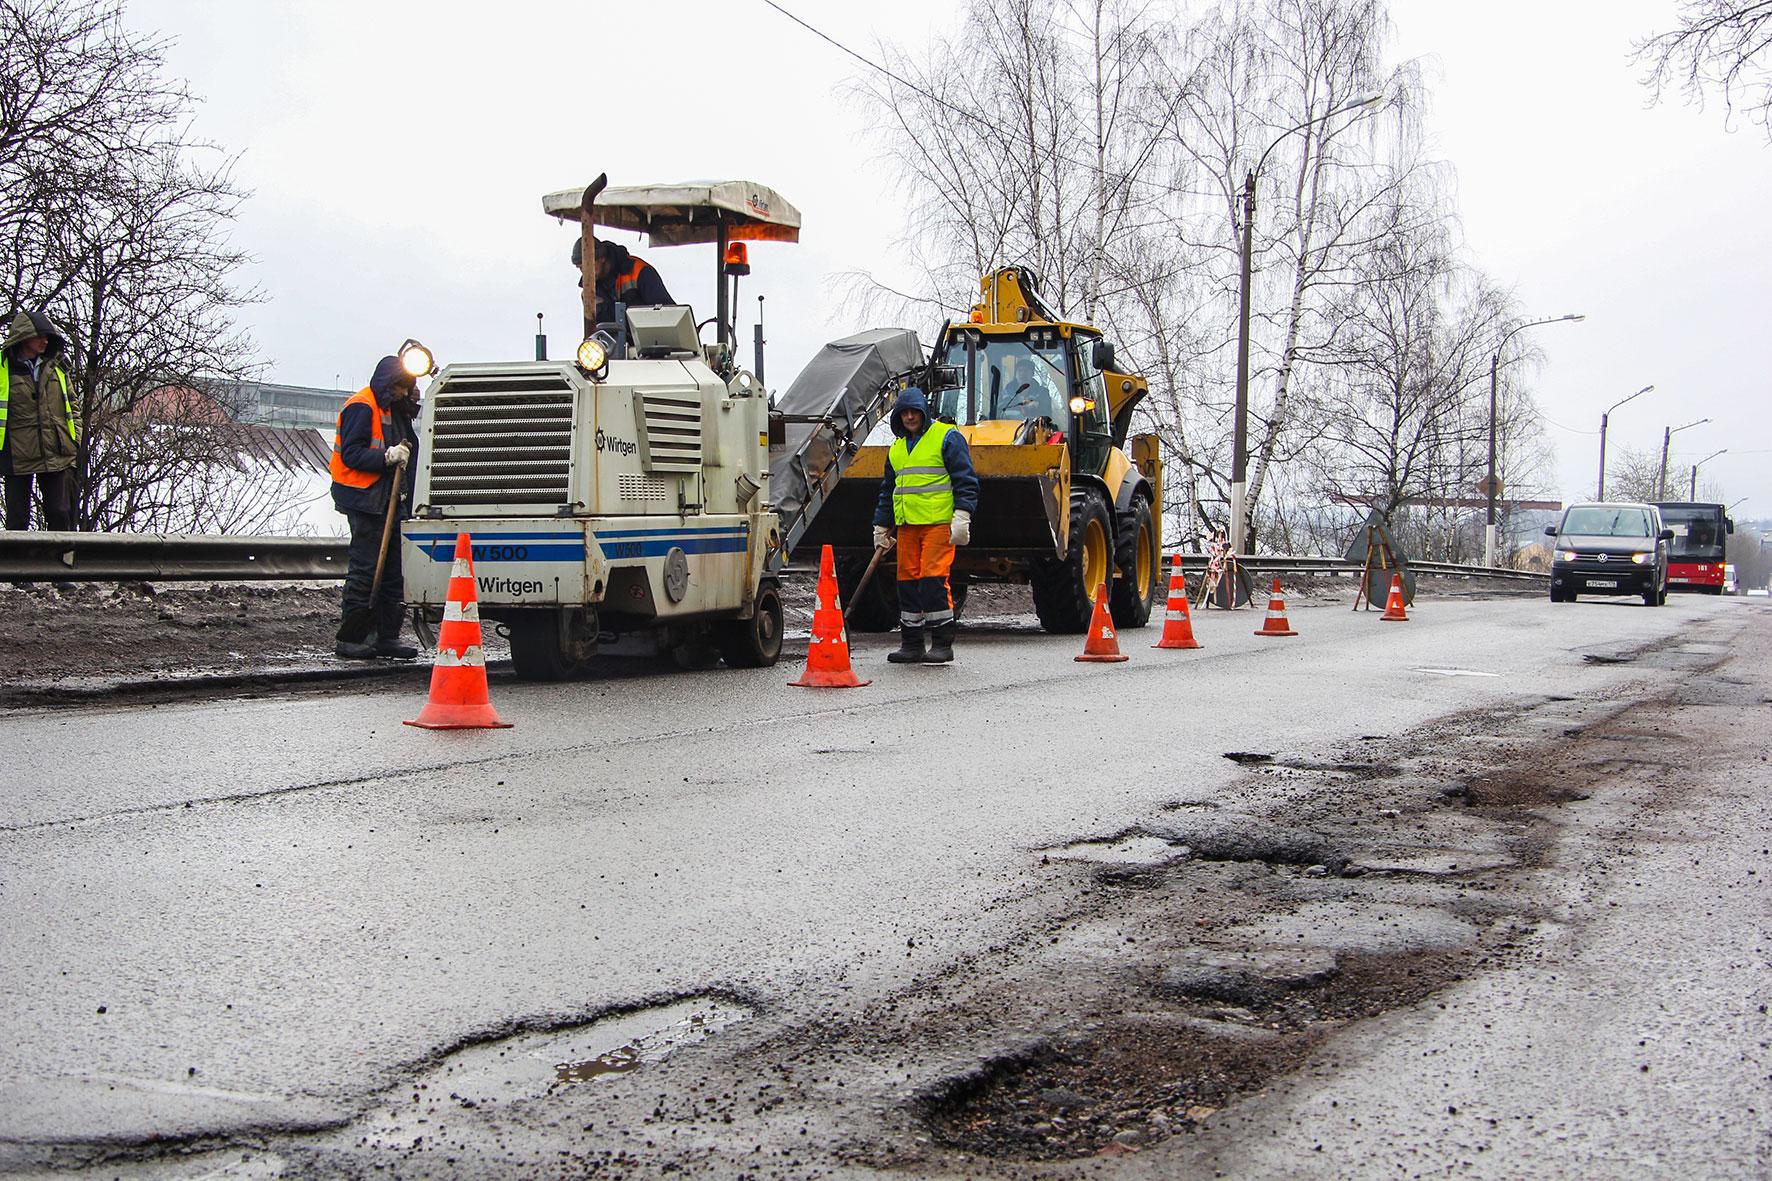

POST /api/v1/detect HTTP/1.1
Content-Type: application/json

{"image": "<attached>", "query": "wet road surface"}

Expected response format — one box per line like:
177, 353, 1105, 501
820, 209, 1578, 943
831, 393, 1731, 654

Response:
1, 592, 1766, 1177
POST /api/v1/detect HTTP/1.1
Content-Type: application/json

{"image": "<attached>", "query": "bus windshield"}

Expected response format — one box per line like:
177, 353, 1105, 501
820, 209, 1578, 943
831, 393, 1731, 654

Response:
1657, 503, 1727, 560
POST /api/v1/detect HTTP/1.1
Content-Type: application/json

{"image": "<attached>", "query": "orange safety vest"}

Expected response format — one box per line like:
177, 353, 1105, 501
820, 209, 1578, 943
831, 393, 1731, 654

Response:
329, 387, 391, 489
616, 257, 653, 302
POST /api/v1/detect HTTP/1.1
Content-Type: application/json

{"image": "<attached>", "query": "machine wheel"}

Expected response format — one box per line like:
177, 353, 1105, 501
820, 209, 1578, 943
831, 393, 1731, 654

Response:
507, 610, 595, 681
1109, 494, 1159, 629
836, 552, 899, 633
1030, 486, 1114, 634
717, 580, 784, 668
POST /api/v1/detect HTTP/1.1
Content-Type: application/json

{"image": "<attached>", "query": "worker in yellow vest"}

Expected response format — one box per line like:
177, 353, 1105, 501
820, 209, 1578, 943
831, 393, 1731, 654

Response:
872, 387, 978, 664
330, 356, 421, 660
1, 310, 79, 532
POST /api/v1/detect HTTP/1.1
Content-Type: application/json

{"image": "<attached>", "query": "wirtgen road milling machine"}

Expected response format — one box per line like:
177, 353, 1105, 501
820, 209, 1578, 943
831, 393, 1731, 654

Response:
792, 267, 1164, 633
400, 178, 794, 680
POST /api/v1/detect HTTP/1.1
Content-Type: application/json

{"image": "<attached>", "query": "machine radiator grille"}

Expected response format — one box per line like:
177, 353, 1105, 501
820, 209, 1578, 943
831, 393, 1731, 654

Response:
426, 371, 575, 507
619, 473, 673, 502
635, 391, 703, 474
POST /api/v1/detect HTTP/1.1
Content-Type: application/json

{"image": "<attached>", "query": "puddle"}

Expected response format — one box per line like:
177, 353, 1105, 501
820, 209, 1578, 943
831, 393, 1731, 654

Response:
393, 997, 750, 1113
1045, 834, 1183, 866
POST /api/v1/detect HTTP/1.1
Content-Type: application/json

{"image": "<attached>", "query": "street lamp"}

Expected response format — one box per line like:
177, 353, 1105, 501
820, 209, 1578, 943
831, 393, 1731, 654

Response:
1229, 92, 1384, 556
1485, 314, 1584, 566
1596, 384, 1652, 500
1657, 417, 1710, 500
1689, 448, 1727, 501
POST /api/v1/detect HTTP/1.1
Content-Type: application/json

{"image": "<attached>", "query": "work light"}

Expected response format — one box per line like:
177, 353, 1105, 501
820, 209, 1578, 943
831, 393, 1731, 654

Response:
398, 339, 436, 377
576, 333, 614, 379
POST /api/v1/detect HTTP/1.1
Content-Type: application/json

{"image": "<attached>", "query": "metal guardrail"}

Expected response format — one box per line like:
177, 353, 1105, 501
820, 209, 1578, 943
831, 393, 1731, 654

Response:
0, 529, 1549, 585
0, 531, 348, 581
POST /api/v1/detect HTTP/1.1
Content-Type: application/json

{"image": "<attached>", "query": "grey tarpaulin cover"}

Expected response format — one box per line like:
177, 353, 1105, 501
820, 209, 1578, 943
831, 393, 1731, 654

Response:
769, 328, 925, 543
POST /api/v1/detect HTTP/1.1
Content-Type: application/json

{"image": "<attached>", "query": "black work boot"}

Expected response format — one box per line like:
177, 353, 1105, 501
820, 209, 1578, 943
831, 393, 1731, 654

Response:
924, 621, 956, 664
373, 636, 419, 659
336, 640, 377, 660
887, 624, 927, 663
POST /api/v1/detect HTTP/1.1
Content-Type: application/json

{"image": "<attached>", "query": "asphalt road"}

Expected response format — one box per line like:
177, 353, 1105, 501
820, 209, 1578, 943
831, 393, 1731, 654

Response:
1, 591, 1766, 1178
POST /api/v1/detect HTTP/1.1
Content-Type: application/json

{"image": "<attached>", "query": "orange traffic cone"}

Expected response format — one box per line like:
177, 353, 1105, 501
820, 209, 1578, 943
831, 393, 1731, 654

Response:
405, 533, 513, 730
1379, 573, 1410, 622
1153, 555, 1201, 650
791, 545, 871, 688
1253, 577, 1298, 638
1076, 583, 1129, 663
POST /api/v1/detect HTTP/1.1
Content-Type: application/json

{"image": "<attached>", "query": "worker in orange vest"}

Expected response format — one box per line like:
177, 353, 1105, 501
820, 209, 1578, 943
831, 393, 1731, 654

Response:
329, 356, 420, 660
569, 238, 675, 325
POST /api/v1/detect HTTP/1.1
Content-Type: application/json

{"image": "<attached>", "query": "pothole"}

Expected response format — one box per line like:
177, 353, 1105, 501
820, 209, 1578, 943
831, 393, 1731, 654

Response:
1044, 833, 1183, 866
372, 996, 751, 1126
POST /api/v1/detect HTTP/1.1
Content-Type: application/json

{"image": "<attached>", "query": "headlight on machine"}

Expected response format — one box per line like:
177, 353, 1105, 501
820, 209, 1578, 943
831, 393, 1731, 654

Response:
1630, 551, 1653, 565
397, 338, 435, 377
576, 331, 615, 378
1068, 395, 1096, 414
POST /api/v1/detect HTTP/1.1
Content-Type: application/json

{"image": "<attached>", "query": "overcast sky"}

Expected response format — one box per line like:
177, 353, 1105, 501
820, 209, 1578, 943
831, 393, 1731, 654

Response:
124, 0, 1772, 521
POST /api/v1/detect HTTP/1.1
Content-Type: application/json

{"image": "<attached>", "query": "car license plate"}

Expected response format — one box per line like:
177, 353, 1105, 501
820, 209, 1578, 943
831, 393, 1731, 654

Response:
1588, 579, 1617, 588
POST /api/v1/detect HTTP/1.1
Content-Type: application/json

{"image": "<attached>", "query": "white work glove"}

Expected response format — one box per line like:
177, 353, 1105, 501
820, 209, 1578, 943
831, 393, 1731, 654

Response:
383, 442, 411, 468
949, 510, 971, 547
872, 525, 894, 550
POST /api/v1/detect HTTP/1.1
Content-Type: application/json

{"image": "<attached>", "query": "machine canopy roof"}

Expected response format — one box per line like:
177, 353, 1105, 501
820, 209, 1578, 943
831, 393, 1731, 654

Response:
541, 180, 801, 246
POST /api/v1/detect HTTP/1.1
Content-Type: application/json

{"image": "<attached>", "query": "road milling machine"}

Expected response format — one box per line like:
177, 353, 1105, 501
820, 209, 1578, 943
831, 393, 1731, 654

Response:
791, 267, 1163, 634
400, 178, 791, 680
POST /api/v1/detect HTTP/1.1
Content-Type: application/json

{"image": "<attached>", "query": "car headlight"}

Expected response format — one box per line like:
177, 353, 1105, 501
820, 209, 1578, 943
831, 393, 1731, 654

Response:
1630, 551, 1653, 565
1558, 550, 1578, 562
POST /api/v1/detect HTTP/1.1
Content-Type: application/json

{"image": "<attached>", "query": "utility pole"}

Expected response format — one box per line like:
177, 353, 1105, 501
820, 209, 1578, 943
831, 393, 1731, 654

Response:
1485, 314, 1584, 566
1597, 384, 1652, 500
1657, 418, 1710, 500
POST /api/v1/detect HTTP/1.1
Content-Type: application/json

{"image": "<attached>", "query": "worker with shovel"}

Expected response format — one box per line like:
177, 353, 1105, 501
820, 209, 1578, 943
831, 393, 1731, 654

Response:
331, 355, 421, 660
872, 386, 978, 665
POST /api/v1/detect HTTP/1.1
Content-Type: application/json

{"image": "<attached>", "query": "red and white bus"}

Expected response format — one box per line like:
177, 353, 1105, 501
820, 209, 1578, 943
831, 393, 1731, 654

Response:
1655, 502, 1733, 594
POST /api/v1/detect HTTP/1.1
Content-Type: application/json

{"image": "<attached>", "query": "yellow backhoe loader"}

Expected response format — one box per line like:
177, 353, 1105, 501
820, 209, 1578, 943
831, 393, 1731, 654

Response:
795, 267, 1162, 633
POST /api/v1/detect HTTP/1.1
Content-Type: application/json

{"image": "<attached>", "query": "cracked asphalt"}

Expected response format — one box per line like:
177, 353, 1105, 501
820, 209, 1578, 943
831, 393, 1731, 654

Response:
1, 589, 1767, 1178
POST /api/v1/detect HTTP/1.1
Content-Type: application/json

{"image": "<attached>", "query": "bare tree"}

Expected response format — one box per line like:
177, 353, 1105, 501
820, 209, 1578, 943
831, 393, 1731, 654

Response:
1, 0, 270, 532
1637, 1, 1772, 139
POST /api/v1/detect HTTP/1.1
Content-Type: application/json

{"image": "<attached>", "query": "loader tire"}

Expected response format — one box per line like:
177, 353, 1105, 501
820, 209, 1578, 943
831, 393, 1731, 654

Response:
836, 552, 899, 633
1030, 486, 1114, 634
1109, 494, 1159, 629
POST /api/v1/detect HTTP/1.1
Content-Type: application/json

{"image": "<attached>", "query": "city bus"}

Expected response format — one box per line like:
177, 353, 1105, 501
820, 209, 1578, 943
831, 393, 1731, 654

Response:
1654, 502, 1733, 594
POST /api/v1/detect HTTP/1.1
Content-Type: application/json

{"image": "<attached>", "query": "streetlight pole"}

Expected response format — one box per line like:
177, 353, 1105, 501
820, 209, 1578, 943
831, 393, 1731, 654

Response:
1657, 417, 1710, 501
1597, 384, 1653, 500
1229, 93, 1383, 557
1485, 313, 1584, 566
1690, 448, 1727, 501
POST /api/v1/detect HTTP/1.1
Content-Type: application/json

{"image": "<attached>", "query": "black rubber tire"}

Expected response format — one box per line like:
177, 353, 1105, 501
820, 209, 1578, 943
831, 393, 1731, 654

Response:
717, 580, 784, 668
507, 613, 587, 681
836, 553, 899, 633
1109, 494, 1159, 629
1030, 486, 1114, 634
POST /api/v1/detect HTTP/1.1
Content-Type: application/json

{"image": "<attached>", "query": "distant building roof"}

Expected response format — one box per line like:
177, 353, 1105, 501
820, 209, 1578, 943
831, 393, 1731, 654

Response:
227, 382, 354, 432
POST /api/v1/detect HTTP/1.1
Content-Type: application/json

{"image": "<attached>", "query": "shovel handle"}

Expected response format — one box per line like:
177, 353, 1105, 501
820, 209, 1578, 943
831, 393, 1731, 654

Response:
366, 458, 408, 609
843, 541, 893, 623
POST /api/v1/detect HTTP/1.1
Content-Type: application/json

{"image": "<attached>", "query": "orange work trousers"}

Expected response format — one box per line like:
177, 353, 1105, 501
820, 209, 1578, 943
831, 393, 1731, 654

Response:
895, 522, 955, 626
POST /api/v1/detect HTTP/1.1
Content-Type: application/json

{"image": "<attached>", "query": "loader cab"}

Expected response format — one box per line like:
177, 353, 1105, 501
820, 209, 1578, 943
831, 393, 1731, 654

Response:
932, 327, 1114, 467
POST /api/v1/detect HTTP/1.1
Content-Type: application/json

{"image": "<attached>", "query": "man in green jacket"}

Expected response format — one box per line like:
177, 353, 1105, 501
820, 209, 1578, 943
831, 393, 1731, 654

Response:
1, 310, 78, 531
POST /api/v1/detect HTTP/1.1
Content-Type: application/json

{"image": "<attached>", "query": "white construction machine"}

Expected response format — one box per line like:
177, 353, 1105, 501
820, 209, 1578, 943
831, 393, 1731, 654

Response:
400, 178, 794, 680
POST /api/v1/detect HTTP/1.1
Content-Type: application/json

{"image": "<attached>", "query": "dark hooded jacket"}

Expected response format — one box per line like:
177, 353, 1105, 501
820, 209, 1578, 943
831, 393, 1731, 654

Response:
331, 355, 419, 516
2, 310, 77, 475
591, 241, 674, 325
872, 386, 979, 529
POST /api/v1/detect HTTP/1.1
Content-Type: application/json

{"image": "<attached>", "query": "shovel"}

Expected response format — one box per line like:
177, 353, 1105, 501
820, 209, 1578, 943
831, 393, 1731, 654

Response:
336, 459, 408, 644
843, 540, 893, 624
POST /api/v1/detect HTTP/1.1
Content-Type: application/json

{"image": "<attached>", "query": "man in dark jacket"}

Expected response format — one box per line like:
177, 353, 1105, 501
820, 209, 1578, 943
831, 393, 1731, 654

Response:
570, 238, 675, 325
1, 310, 78, 531
331, 355, 421, 660
872, 387, 979, 664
